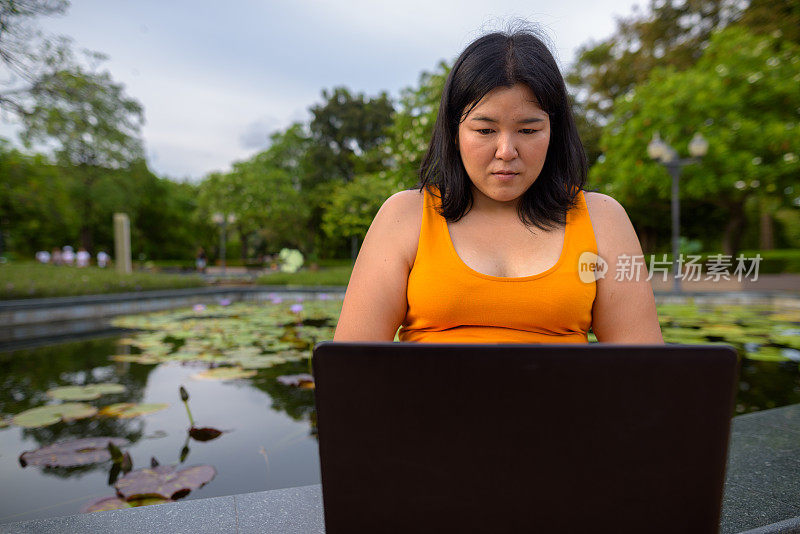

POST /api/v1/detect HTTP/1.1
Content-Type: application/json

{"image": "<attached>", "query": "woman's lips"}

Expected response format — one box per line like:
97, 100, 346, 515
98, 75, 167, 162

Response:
492, 172, 518, 180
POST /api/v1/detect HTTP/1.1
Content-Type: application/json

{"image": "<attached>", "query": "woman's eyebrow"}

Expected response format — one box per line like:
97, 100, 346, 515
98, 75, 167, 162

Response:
469, 116, 546, 123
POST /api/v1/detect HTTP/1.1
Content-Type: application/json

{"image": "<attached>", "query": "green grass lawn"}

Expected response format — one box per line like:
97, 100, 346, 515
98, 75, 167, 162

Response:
0, 262, 207, 300
256, 264, 353, 287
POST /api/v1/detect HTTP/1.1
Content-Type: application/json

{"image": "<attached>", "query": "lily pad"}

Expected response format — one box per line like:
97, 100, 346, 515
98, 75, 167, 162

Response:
110, 354, 164, 365
192, 367, 257, 381
99, 403, 169, 419
115, 464, 216, 500
12, 403, 98, 428
19, 437, 129, 467
189, 427, 223, 442
47, 383, 127, 401
234, 355, 289, 369
81, 496, 172, 513
276, 374, 315, 389
746, 347, 791, 362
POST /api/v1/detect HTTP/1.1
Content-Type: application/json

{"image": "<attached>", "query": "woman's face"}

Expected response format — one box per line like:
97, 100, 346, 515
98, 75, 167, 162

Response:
457, 83, 550, 207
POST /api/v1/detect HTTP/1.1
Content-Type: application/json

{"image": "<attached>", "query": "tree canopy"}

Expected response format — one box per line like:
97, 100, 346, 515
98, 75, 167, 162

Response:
592, 26, 800, 255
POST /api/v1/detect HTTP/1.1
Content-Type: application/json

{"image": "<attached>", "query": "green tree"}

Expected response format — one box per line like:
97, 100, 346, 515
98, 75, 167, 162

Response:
19, 63, 144, 250
321, 171, 405, 248
123, 162, 203, 261
300, 88, 394, 256
567, 0, 800, 169
569, 0, 742, 119
738, 0, 800, 45
0, 0, 70, 115
383, 61, 448, 186
0, 140, 76, 255
593, 26, 800, 256
307, 87, 394, 185
238, 152, 307, 253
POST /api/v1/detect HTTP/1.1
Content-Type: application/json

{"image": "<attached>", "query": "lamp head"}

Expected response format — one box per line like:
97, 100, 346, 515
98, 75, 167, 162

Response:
688, 132, 709, 158
647, 132, 668, 161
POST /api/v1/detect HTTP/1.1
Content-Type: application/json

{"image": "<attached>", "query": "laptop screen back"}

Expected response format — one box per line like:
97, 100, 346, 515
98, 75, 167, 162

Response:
313, 343, 738, 533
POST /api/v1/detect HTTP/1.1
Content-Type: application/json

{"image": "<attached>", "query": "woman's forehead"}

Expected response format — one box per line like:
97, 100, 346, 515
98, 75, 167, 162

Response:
464, 84, 546, 118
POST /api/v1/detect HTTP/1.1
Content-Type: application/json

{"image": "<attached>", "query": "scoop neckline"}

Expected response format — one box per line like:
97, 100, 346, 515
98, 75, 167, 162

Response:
440, 195, 574, 282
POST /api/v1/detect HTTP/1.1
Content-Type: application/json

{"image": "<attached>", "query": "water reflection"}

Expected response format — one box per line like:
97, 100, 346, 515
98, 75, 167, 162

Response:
2, 297, 799, 524
1, 338, 153, 467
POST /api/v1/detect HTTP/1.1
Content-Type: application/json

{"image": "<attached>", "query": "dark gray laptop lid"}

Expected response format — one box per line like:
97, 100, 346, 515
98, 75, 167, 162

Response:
313, 343, 738, 534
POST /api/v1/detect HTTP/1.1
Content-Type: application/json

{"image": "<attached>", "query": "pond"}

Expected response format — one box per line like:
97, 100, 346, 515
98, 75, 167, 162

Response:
1, 295, 799, 524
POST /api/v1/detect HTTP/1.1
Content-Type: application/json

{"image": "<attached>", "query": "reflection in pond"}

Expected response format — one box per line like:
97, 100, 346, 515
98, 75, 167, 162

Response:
0, 299, 337, 525
1, 296, 799, 524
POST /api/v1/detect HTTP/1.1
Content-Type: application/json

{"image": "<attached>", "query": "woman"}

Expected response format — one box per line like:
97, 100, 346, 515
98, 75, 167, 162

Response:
334, 29, 663, 344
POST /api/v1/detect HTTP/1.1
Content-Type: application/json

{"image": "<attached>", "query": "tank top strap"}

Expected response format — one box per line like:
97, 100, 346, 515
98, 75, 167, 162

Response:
564, 190, 598, 258
416, 187, 450, 266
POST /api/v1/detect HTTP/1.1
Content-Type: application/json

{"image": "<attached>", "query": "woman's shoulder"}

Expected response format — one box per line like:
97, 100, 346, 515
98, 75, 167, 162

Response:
582, 191, 638, 255
370, 188, 425, 267
583, 191, 629, 225
375, 188, 425, 228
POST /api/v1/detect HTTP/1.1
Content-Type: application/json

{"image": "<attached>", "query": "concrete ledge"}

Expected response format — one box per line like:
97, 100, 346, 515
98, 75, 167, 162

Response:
0, 486, 323, 534
6, 405, 800, 533
739, 516, 800, 534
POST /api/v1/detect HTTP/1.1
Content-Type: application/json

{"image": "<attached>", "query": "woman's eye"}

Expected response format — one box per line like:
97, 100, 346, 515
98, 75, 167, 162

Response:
476, 129, 494, 135
520, 129, 540, 134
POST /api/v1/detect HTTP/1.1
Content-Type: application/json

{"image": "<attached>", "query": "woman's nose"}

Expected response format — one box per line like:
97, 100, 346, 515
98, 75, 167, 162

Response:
495, 133, 518, 160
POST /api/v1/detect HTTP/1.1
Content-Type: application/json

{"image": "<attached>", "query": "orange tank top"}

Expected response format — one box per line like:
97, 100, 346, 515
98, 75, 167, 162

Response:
398, 188, 597, 343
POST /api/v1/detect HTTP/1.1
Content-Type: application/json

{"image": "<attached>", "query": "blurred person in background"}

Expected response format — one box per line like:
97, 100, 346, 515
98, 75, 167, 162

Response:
97, 250, 110, 268
61, 246, 75, 266
76, 247, 90, 267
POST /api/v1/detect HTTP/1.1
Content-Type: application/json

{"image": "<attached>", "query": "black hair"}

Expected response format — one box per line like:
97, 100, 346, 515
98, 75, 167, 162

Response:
418, 27, 587, 230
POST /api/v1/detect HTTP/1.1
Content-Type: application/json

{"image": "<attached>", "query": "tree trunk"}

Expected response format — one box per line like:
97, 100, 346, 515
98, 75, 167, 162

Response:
722, 202, 746, 256
80, 225, 93, 253
239, 229, 249, 262
759, 197, 775, 250
79, 166, 97, 253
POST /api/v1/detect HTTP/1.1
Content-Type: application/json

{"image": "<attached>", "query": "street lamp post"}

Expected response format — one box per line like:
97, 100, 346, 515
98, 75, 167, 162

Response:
647, 132, 709, 293
212, 213, 237, 276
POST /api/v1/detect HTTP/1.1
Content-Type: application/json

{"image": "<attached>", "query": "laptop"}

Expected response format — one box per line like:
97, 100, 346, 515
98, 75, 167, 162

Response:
312, 343, 738, 533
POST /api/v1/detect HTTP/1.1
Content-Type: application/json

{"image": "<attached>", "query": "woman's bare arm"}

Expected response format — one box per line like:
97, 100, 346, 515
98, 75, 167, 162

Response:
585, 192, 664, 344
333, 190, 423, 341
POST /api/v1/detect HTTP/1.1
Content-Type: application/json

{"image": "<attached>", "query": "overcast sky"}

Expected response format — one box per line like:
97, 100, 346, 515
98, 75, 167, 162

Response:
4, 0, 646, 180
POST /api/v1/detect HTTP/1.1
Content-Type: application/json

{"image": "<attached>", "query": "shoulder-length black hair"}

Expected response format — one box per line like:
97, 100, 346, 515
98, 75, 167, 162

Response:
418, 28, 587, 230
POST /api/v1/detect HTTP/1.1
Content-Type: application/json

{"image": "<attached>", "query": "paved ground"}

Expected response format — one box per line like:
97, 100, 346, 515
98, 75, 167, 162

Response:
650, 273, 800, 293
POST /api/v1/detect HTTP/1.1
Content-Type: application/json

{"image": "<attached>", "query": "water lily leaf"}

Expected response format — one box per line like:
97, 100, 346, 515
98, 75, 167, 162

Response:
115, 465, 216, 500
13, 403, 98, 428
747, 347, 791, 362
189, 427, 223, 442
81, 495, 172, 513
772, 335, 800, 350
99, 403, 169, 419
110, 354, 163, 365
234, 355, 287, 369
19, 437, 129, 468
276, 374, 315, 389
82, 496, 132, 513
223, 346, 262, 358
192, 367, 257, 381
47, 383, 126, 401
